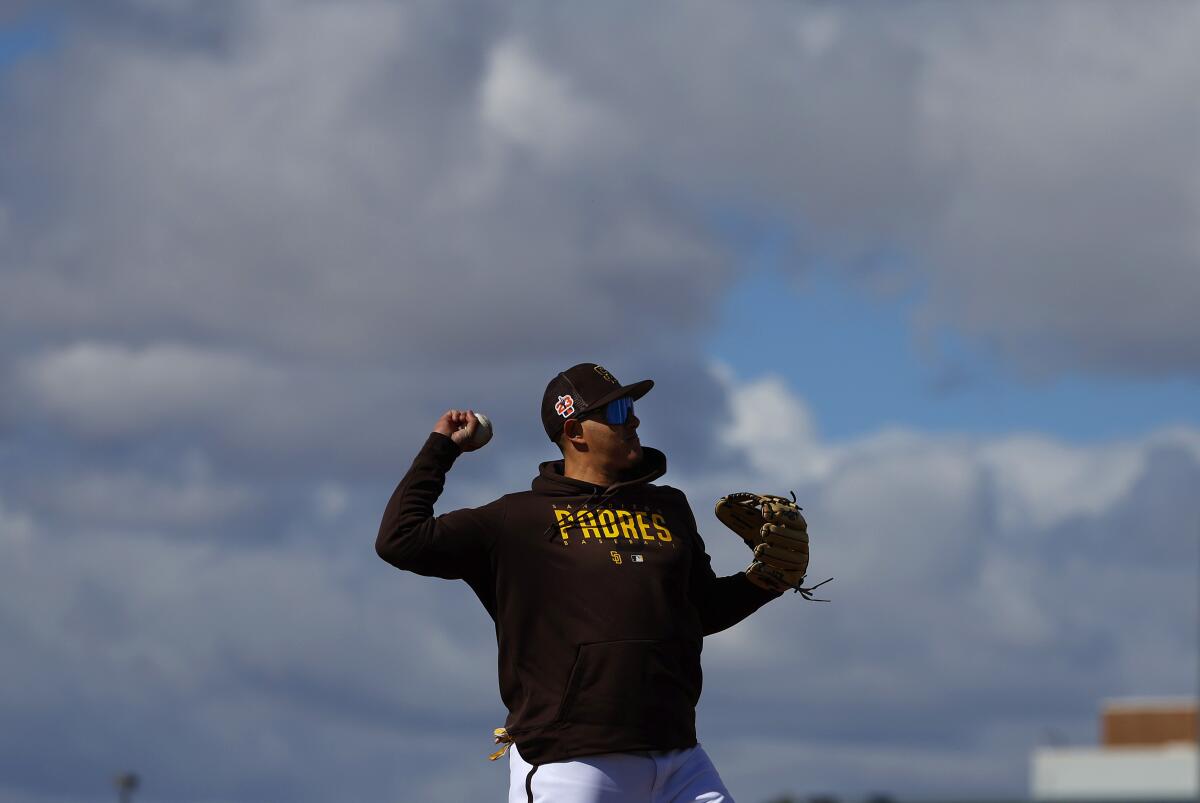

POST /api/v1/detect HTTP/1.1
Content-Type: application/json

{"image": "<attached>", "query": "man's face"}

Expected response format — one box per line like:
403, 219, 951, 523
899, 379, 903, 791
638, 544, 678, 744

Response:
578, 405, 642, 471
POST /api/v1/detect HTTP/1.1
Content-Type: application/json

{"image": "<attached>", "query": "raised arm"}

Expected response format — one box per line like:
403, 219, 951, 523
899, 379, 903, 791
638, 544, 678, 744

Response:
376, 410, 494, 580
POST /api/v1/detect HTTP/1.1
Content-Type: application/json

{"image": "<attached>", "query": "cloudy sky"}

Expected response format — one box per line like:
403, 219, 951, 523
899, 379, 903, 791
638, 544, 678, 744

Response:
1, 1, 1198, 801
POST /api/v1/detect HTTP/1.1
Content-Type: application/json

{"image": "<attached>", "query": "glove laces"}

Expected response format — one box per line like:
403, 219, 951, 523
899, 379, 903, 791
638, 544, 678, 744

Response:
794, 576, 834, 601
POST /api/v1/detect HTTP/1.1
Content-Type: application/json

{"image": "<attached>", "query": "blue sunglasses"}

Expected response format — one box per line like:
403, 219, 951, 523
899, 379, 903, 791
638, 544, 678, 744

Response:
582, 396, 635, 425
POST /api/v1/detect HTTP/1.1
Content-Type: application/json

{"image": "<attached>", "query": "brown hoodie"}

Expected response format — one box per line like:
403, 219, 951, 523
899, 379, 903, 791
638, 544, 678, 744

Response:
376, 433, 778, 764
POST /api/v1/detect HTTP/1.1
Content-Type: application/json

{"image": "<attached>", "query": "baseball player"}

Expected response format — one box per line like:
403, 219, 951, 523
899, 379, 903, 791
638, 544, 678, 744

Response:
376, 363, 811, 803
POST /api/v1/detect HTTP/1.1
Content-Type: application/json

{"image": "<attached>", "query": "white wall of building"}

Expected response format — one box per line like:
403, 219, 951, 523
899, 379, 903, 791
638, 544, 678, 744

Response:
1032, 744, 1198, 800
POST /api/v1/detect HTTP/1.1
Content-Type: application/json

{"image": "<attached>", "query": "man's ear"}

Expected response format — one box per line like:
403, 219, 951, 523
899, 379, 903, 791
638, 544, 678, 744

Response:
562, 418, 588, 450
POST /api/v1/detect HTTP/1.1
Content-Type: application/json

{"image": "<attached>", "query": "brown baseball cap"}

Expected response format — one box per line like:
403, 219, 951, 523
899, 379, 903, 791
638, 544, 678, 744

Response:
541, 363, 653, 441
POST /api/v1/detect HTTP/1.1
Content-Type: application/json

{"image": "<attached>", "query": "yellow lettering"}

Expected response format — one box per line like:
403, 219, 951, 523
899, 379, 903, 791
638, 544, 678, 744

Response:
616, 510, 640, 541
577, 509, 602, 540
635, 512, 655, 541
554, 509, 574, 542
610, 551, 622, 565
652, 513, 673, 542
597, 509, 620, 539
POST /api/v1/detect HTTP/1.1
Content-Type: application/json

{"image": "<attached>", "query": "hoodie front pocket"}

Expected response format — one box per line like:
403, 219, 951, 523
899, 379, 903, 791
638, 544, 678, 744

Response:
556, 639, 701, 727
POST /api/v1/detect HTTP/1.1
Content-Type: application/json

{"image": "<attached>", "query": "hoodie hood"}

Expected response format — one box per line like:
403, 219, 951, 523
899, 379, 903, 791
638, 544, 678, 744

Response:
532, 447, 667, 497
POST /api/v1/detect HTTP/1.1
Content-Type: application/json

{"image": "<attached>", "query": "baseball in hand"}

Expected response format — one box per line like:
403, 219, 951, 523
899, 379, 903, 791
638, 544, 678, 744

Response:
467, 412, 493, 449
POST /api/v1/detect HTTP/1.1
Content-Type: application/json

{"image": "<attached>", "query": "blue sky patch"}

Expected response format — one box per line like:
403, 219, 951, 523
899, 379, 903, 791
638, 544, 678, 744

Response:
0, 11, 59, 71
707, 241, 1200, 443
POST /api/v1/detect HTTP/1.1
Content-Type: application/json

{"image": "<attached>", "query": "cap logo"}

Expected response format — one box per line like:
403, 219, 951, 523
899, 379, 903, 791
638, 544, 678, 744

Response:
593, 365, 618, 385
555, 395, 576, 418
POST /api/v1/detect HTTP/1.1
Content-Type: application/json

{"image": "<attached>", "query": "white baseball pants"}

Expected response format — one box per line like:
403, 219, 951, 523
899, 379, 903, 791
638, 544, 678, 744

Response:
508, 743, 734, 803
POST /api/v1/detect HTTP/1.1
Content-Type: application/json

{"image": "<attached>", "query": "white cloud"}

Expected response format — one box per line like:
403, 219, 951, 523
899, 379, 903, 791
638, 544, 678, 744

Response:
717, 366, 827, 480
0, 499, 35, 554
313, 481, 349, 520
979, 436, 1146, 532
19, 342, 275, 437
52, 468, 257, 529
13, 339, 496, 470
481, 37, 627, 165
973, 552, 1054, 647
794, 9, 841, 59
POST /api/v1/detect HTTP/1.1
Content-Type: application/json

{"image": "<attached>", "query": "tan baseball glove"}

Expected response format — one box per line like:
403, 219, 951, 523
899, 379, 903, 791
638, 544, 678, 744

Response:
715, 492, 831, 599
